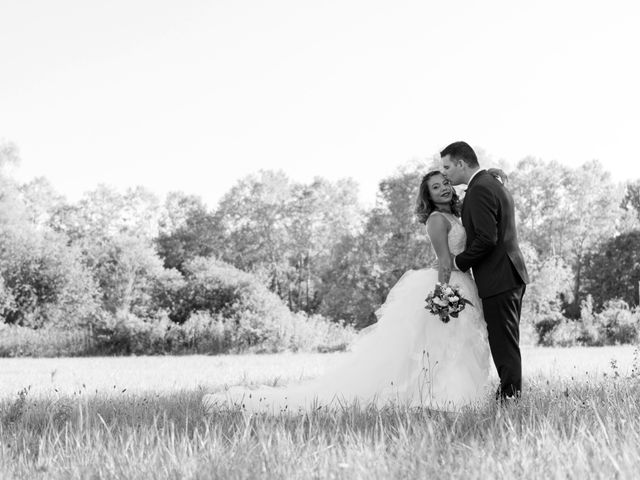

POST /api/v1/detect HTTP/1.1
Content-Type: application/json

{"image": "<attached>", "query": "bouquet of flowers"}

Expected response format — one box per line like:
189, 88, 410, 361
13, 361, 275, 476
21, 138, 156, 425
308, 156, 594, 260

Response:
425, 282, 473, 323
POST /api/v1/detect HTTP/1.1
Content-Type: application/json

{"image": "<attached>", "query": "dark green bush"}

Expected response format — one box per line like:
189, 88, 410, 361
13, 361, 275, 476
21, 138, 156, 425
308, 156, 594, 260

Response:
533, 297, 640, 347
532, 310, 566, 346
597, 299, 639, 345
0, 227, 99, 327
167, 257, 292, 324
90, 310, 173, 355
80, 234, 168, 318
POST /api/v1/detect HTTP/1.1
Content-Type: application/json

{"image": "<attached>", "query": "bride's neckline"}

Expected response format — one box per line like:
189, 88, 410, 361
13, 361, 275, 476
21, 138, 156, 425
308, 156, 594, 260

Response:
432, 211, 462, 224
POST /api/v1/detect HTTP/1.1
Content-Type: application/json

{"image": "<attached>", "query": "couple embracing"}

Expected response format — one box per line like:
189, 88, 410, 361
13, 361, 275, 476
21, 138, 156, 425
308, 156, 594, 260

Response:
204, 141, 529, 413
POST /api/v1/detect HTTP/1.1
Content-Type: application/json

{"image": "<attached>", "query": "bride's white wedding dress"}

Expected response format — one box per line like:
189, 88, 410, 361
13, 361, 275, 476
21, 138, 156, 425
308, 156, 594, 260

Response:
203, 212, 492, 413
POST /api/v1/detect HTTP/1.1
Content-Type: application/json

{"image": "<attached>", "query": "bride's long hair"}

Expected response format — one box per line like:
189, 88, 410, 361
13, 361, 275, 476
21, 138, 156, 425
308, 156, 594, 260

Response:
415, 171, 461, 224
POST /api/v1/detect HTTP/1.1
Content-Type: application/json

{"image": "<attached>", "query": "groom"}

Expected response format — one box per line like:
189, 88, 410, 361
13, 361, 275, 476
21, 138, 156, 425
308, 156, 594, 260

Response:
440, 141, 529, 401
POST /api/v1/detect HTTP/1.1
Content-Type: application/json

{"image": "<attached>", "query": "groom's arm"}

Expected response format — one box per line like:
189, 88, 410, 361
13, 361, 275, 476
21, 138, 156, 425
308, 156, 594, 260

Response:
455, 184, 499, 272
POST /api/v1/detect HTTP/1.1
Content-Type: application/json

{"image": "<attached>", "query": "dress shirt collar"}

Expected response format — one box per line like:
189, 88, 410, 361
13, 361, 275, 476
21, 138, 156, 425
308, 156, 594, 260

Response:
466, 168, 485, 187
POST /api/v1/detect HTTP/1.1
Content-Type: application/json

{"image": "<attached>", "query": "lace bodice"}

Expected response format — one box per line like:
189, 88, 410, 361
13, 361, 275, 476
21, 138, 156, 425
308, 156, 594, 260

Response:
429, 212, 467, 256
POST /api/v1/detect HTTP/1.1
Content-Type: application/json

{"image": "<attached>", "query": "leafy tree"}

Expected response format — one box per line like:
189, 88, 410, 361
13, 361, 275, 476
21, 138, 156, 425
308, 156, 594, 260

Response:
509, 157, 570, 257
19, 177, 66, 229
0, 142, 27, 227
582, 231, 640, 308
50, 185, 125, 241
511, 159, 625, 315
562, 161, 624, 311
0, 225, 99, 327
0, 141, 20, 168
214, 171, 363, 313
121, 186, 162, 240
215, 170, 293, 296
50, 185, 161, 242
163, 257, 298, 350
81, 234, 167, 316
622, 180, 640, 222
318, 229, 387, 327
320, 161, 436, 327
373, 161, 435, 276
0, 143, 98, 327
286, 178, 362, 312
47, 185, 169, 318
158, 191, 209, 234
525, 255, 574, 314
156, 192, 219, 272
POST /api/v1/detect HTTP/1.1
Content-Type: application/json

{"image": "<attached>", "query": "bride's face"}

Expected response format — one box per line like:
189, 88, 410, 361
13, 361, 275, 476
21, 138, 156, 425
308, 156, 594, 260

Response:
427, 175, 453, 206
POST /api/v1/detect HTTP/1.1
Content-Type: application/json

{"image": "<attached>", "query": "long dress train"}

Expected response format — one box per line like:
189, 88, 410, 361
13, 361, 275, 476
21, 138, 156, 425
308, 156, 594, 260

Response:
202, 212, 492, 413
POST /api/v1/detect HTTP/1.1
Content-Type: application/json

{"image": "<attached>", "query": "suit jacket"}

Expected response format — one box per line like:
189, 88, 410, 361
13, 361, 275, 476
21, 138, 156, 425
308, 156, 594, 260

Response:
455, 170, 529, 298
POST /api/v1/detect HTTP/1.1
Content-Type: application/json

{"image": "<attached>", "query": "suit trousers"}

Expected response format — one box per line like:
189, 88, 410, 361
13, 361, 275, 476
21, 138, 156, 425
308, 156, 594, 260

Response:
481, 284, 526, 399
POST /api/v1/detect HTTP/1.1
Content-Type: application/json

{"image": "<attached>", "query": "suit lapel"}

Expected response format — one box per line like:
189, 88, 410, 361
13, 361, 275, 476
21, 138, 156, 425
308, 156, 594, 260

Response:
466, 169, 486, 190
461, 189, 467, 217
462, 170, 487, 208
461, 170, 487, 231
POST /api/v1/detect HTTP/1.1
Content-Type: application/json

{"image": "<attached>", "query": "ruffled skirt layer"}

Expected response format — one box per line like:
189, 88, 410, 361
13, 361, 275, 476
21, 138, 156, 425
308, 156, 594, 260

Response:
203, 269, 492, 413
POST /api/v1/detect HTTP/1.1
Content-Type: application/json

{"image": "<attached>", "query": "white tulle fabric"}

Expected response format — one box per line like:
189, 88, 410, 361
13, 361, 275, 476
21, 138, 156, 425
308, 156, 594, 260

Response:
203, 212, 492, 413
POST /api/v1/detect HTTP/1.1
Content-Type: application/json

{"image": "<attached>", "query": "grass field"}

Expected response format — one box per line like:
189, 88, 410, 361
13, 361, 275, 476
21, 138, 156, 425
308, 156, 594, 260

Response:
1, 346, 640, 479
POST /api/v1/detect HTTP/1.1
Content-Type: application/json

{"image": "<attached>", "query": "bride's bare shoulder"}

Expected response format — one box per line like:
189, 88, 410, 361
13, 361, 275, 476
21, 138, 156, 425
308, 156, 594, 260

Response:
426, 212, 451, 234
426, 211, 452, 224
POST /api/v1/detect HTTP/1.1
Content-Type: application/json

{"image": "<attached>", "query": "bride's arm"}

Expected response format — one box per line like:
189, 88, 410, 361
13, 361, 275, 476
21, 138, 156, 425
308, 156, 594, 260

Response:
426, 214, 453, 284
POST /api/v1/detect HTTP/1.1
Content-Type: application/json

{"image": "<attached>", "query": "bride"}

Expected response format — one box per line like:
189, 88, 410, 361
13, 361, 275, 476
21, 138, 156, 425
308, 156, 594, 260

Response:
203, 171, 492, 413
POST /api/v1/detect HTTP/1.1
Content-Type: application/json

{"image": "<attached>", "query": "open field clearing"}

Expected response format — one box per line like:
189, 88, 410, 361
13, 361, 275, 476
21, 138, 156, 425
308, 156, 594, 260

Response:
1, 346, 638, 398
1, 346, 640, 479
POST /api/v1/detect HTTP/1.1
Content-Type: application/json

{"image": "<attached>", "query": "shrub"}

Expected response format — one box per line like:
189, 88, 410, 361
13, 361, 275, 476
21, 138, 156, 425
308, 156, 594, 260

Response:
534, 297, 640, 347
289, 313, 355, 353
524, 255, 574, 315
0, 276, 15, 319
547, 319, 582, 347
175, 311, 231, 354
90, 310, 172, 355
577, 295, 603, 346
0, 227, 99, 327
83, 308, 355, 356
596, 299, 639, 345
166, 257, 295, 327
582, 231, 640, 308
0, 323, 91, 357
532, 310, 566, 346
518, 314, 538, 347
165, 258, 357, 353
0, 255, 357, 356
80, 234, 168, 318
149, 268, 187, 319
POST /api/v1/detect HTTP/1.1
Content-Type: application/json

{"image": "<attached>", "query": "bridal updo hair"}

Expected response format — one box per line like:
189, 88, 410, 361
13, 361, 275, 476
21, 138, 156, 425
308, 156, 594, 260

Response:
415, 171, 461, 224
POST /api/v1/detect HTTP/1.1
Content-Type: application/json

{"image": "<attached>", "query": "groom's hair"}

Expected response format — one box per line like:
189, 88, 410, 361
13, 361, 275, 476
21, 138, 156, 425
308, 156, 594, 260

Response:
440, 141, 479, 167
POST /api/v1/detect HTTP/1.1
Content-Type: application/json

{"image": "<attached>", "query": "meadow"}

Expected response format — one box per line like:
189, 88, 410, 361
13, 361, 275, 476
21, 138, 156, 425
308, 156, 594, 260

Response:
1, 346, 640, 479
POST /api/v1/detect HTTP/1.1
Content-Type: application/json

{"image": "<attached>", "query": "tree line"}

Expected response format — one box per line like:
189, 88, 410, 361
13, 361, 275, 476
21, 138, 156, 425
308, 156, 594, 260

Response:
1, 141, 639, 353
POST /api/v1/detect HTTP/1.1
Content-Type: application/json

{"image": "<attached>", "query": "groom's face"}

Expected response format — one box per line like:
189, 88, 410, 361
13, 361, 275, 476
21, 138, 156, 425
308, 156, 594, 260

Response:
441, 155, 464, 185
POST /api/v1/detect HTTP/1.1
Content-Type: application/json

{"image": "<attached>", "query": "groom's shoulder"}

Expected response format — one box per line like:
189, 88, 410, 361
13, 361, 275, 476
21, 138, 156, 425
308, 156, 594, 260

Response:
475, 170, 507, 191
470, 171, 496, 190
476, 170, 495, 183
468, 172, 511, 202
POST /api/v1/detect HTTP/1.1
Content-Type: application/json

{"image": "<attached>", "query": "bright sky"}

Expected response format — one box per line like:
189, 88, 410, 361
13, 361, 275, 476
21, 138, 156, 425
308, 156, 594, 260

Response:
1, 0, 639, 208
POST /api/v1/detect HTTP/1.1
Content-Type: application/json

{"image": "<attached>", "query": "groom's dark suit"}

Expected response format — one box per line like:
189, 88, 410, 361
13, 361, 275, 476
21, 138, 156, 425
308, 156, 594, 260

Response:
455, 170, 529, 399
